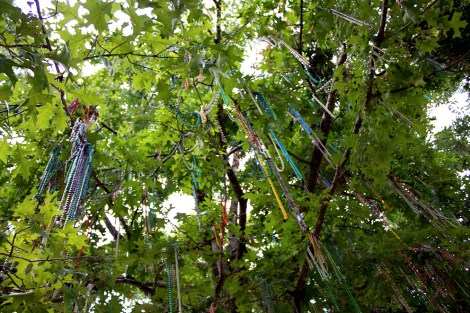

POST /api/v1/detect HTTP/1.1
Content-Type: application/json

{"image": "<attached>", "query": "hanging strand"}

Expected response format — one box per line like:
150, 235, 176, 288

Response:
253, 93, 277, 120
265, 157, 306, 231
288, 106, 333, 165
167, 256, 173, 313
227, 93, 288, 220
318, 6, 373, 29
237, 78, 264, 115
175, 249, 182, 313
34, 147, 62, 200
268, 127, 303, 183
390, 179, 449, 234
255, 151, 288, 220
323, 245, 362, 313
355, 193, 401, 241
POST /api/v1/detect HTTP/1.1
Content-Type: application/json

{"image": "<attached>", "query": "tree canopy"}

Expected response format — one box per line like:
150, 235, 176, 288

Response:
0, 0, 469, 312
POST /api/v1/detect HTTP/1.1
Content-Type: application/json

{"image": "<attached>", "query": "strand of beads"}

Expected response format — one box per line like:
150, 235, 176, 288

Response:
265, 157, 307, 231
288, 106, 333, 165
34, 147, 61, 200
167, 256, 173, 313
253, 93, 277, 120
175, 249, 182, 313
323, 244, 362, 313
323, 223, 346, 265
268, 127, 303, 185
355, 193, 401, 241
227, 93, 288, 220
64, 141, 93, 222
236, 77, 263, 115
255, 151, 288, 220
390, 179, 449, 235
305, 249, 340, 313
318, 6, 373, 29
242, 111, 306, 226
258, 280, 273, 313
177, 138, 203, 231
265, 134, 285, 173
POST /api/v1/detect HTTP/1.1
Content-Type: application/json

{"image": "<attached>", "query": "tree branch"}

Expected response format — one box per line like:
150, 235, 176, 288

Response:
33, 0, 71, 124
115, 276, 167, 296
305, 44, 347, 193
214, 0, 222, 44
83, 52, 181, 61
298, 0, 304, 54
100, 122, 118, 135
92, 171, 130, 239
294, 3, 389, 308
376, 0, 389, 45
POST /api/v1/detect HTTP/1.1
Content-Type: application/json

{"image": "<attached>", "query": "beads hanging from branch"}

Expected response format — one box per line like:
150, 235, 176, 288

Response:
174, 249, 182, 313
288, 105, 333, 165
34, 147, 62, 201
268, 127, 304, 186
57, 118, 94, 224
377, 264, 413, 313
177, 136, 203, 231
166, 255, 174, 313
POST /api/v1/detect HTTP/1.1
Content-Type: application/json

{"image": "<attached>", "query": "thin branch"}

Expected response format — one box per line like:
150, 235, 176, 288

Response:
9, 227, 31, 257
223, 17, 253, 44
0, 44, 48, 49
92, 171, 130, 239
151, 144, 178, 175
0, 252, 103, 263
100, 122, 118, 135
376, 0, 389, 45
126, 55, 154, 71
298, 0, 304, 54
214, 0, 222, 44
305, 44, 347, 193
227, 143, 243, 157
115, 276, 166, 296
83, 52, 181, 61
286, 148, 310, 165
389, 0, 439, 39
192, 78, 204, 105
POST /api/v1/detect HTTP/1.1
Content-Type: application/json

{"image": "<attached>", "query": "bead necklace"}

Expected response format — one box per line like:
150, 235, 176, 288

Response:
390, 179, 449, 235
35, 146, 62, 201
174, 249, 182, 313
323, 244, 362, 313
355, 193, 401, 241
288, 106, 332, 165
268, 127, 303, 185
253, 93, 277, 120
166, 256, 173, 313
377, 264, 413, 313
237, 78, 263, 115
318, 6, 373, 29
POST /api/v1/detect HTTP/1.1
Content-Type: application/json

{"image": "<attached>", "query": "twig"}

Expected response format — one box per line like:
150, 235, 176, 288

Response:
83, 51, 182, 61
389, 0, 439, 39
100, 122, 118, 135
298, 0, 304, 53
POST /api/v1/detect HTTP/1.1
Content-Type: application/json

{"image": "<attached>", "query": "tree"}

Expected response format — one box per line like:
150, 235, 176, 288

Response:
0, 0, 469, 312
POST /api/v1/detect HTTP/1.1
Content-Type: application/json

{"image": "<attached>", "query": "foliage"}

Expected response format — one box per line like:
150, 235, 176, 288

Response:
0, 0, 469, 312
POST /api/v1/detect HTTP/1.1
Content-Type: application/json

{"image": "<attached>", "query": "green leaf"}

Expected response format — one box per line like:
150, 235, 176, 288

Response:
53, 104, 69, 133
36, 103, 54, 130
446, 12, 467, 38
0, 55, 19, 85
48, 43, 71, 68
82, 0, 115, 33
0, 139, 10, 164
11, 146, 31, 180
